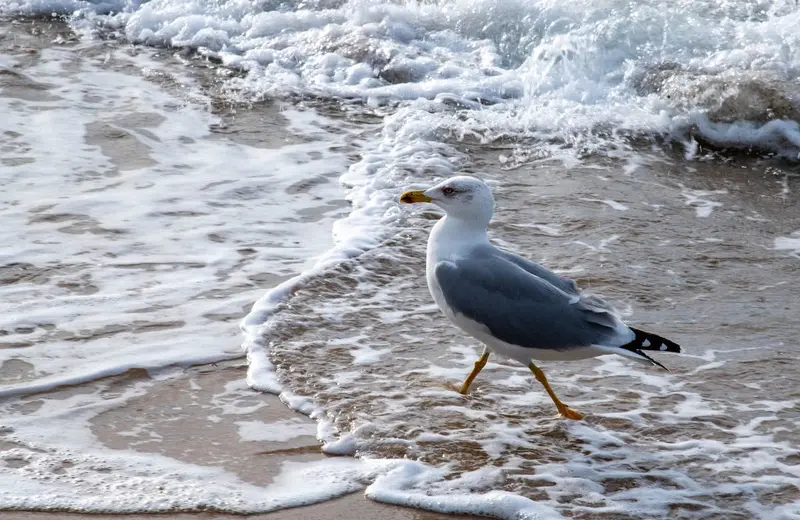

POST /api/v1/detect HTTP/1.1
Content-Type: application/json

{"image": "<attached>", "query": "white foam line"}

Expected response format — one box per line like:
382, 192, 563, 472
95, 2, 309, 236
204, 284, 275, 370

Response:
239, 104, 460, 396
774, 231, 800, 255
237, 115, 405, 455
686, 114, 800, 156
0, 352, 243, 399
238, 105, 471, 456
579, 197, 629, 211
365, 461, 565, 520
240, 241, 377, 393
239, 239, 388, 455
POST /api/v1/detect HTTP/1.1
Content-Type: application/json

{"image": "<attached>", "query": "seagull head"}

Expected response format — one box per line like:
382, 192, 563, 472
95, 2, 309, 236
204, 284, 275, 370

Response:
400, 175, 495, 225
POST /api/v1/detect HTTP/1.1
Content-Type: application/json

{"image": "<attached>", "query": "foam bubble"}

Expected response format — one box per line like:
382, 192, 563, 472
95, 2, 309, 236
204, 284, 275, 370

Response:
679, 185, 727, 218
235, 419, 316, 443
366, 461, 565, 520
774, 231, 800, 257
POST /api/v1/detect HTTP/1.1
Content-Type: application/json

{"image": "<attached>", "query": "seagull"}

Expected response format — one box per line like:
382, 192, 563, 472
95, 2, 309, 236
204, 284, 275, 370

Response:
399, 176, 681, 420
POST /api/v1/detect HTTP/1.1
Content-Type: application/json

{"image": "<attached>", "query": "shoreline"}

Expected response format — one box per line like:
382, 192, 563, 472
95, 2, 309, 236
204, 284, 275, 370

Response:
2, 491, 475, 520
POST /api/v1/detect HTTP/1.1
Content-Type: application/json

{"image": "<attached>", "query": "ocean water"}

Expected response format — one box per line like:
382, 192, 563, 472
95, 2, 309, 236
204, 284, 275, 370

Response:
1, 1, 799, 519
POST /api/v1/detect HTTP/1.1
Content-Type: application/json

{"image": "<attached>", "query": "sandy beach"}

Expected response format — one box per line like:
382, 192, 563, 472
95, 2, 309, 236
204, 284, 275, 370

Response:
4, 362, 472, 520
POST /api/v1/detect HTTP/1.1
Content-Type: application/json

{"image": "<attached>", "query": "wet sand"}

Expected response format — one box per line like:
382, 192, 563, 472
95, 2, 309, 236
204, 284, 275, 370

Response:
3, 362, 472, 520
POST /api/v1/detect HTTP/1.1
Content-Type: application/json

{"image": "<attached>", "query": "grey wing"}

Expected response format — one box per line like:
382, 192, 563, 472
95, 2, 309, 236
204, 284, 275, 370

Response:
491, 246, 581, 295
492, 247, 622, 318
434, 256, 624, 350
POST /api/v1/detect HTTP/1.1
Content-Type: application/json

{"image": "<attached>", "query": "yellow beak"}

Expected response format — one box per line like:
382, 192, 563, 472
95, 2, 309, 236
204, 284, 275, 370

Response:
399, 190, 432, 204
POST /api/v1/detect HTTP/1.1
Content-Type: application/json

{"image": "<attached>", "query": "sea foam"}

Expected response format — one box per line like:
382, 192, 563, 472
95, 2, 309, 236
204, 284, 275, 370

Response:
4, 0, 799, 157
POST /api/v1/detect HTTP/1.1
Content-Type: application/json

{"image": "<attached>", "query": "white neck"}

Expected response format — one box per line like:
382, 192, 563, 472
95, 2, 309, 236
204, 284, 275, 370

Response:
427, 215, 489, 263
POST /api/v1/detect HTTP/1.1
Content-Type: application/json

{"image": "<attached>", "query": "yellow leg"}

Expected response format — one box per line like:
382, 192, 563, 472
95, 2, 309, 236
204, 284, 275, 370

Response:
458, 349, 490, 395
528, 362, 584, 420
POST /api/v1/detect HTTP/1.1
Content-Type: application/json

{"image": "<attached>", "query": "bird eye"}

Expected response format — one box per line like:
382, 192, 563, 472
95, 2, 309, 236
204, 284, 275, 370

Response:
442, 187, 455, 195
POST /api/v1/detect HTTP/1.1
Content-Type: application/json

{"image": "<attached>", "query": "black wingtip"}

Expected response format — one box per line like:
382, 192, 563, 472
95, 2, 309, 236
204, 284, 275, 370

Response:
620, 327, 680, 371
626, 327, 681, 354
